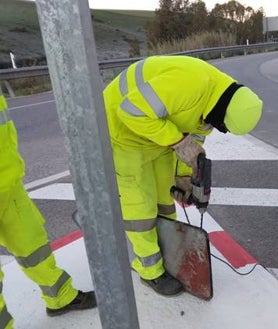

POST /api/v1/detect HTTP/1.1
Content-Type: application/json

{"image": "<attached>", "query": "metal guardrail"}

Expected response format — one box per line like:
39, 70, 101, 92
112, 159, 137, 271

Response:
0, 42, 278, 81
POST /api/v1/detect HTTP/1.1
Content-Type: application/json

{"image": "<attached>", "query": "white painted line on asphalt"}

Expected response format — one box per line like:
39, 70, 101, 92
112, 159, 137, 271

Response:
28, 183, 278, 208
9, 99, 55, 110
205, 130, 278, 160
0, 255, 14, 266
211, 187, 278, 207
28, 183, 75, 200
25, 170, 70, 190
176, 202, 224, 233
24, 129, 278, 194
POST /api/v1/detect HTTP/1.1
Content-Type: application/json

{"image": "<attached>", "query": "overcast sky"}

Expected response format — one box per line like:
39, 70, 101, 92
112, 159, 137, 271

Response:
88, 0, 277, 17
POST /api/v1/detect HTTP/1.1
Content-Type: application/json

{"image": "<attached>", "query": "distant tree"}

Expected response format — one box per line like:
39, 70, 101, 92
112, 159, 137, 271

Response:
242, 9, 264, 43
209, 1, 263, 43
146, 0, 264, 49
146, 0, 208, 47
186, 0, 209, 34
146, 0, 190, 44
210, 0, 249, 21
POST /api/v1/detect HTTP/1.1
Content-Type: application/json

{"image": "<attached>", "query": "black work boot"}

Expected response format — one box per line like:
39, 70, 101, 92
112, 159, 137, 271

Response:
46, 290, 97, 317
141, 271, 184, 296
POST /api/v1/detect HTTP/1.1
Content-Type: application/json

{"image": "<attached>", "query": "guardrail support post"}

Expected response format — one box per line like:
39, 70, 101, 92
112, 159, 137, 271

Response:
3, 80, 15, 98
35, 1, 140, 328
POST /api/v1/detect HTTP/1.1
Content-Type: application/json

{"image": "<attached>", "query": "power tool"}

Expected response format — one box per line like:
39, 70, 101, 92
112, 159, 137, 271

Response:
190, 153, 212, 214
170, 153, 212, 213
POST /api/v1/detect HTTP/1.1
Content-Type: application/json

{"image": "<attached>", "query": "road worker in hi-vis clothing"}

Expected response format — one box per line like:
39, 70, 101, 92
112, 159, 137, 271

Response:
103, 55, 263, 297
0, 89, 96, 328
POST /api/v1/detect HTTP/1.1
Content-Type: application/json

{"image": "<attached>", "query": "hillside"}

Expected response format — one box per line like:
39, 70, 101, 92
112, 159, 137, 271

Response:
0, 0, 154, 68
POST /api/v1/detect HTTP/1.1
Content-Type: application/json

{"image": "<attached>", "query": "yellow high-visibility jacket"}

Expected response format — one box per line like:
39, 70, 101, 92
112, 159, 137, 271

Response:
0, 93, 25, 217
104, 55, 236, 149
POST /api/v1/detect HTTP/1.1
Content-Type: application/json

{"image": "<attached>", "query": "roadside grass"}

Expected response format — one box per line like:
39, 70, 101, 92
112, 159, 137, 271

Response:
0, 0, 154, 96
92, 9, 154, 36
0, 76, 51, 97
147, 31, 237, 57
0, 0, 40, 29
0, 0, 44, 68
0, 0, 153, 67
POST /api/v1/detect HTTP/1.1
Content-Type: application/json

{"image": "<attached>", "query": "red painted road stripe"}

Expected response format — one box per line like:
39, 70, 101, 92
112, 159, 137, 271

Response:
209, 231, 257, 268
51, 230, 83, 251
50, 229, 257, 269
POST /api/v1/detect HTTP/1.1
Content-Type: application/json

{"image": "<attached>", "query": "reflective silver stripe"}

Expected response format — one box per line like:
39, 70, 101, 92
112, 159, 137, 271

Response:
139, 251, 162, 267
16, 243, 52, 268
119, 59, 167, 118
121, 98, 146, 117
135, 60, 145, 85
119, 69, 128, 96
40, 271, 71, 298
191, 134, 206, 143
202, 123, 213, 131
135, 60, 167, 118
124, 218, 157, 232
0, 306, 13, 329
0, 282, 2, 293
158, 204, 176, 215
0, 110, 9, 124
139, 83, 167, 117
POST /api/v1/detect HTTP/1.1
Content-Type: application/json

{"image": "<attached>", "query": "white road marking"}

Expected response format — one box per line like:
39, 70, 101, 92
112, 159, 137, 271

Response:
175, 202, 224, 233
28, 183, 75, 200
211, 187, 278, 207
25, 170, 70, 190
0, 255, 14, 266
24, 131, 278, 193
28, 183, 278, 207
205, 130, 278, 160
9, 99, 55, 111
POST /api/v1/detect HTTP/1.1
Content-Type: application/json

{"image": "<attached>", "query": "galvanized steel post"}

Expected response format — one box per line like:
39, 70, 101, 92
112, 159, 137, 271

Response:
35, 0, 140, 328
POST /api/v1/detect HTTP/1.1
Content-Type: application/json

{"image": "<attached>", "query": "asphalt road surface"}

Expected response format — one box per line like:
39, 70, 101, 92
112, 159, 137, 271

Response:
4, 51, 278, 272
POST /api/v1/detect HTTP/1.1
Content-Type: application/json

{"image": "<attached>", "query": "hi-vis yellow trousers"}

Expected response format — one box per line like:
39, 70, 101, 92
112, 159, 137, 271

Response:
0, 93, 77, 328
0, 182, 79, 328
113, 143, 177, 280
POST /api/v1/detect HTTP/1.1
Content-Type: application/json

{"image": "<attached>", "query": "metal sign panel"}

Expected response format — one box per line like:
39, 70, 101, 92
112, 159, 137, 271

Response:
263, 16, 278, 33
157, 217, 213, 300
